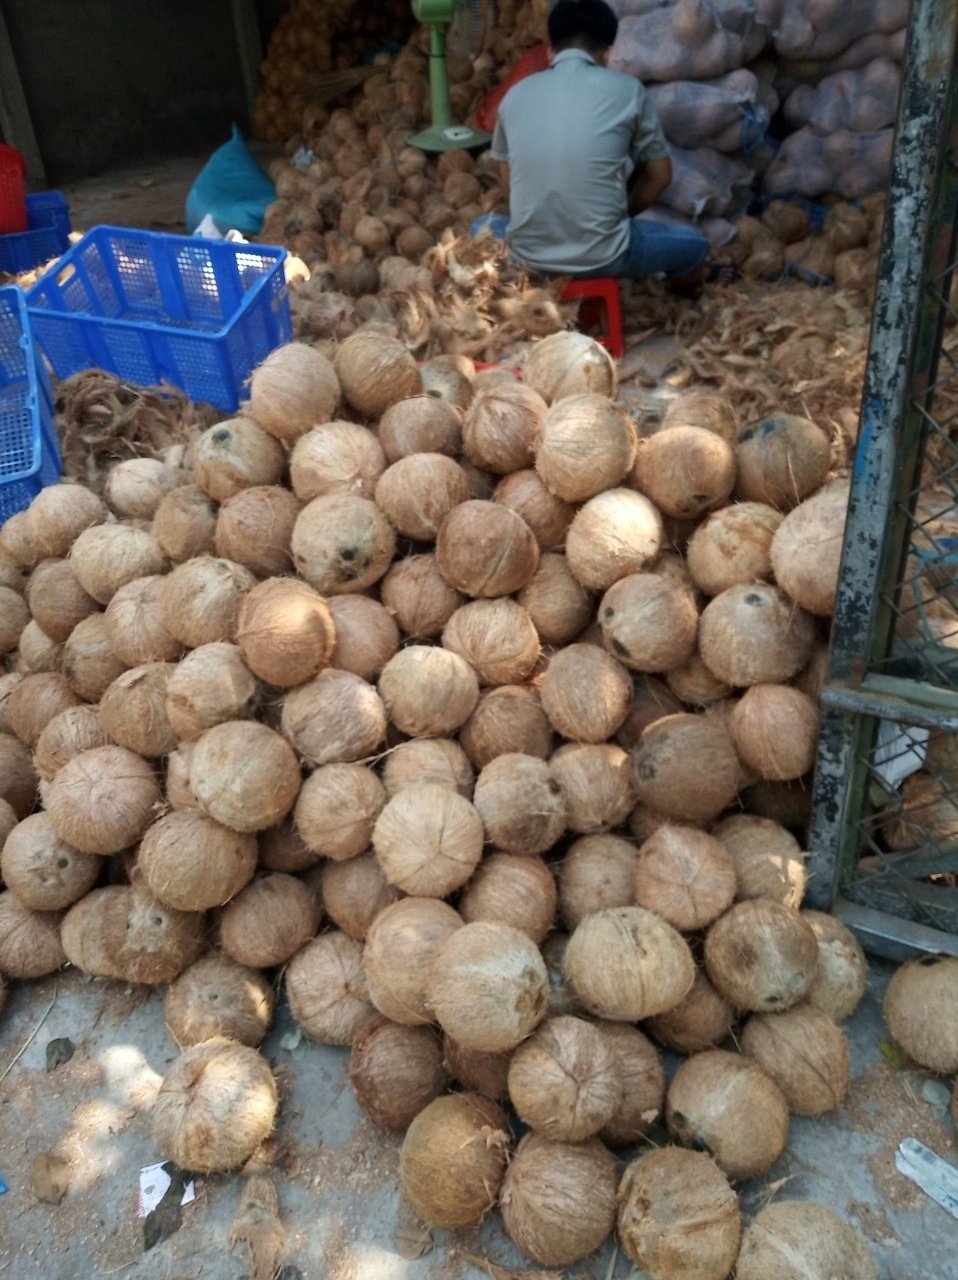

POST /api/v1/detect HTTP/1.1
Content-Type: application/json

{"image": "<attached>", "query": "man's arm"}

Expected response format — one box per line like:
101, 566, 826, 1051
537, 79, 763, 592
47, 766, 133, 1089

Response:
499, 161, 510, 200
627, 155, 671, 216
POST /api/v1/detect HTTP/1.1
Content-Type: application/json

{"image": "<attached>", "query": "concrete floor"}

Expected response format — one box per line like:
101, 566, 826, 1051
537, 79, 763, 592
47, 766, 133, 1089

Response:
0, 953, 955, 1280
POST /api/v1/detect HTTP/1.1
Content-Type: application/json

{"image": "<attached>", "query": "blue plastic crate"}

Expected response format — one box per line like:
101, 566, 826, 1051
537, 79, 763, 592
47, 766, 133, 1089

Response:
0, 191, 71, 276
26, 226, 291, 413
0, 285, 61, 523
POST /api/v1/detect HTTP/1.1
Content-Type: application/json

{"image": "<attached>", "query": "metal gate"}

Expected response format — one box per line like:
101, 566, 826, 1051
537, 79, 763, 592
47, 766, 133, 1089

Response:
805, 0, 958, 959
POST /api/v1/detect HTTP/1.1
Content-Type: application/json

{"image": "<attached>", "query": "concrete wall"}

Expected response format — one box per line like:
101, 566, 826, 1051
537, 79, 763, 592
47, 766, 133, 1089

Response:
2, 0, 290, 182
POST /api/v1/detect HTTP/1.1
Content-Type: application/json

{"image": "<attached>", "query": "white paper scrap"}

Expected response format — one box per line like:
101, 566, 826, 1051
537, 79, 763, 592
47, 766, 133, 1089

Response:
138, 1162, 196, 1218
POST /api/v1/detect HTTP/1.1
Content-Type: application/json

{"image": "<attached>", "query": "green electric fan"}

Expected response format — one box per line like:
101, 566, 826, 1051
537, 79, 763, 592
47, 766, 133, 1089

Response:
408, 0, 493, 153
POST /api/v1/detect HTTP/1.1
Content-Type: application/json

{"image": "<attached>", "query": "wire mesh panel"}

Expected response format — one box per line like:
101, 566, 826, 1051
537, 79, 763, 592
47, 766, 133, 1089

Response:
806, 0, 958, 957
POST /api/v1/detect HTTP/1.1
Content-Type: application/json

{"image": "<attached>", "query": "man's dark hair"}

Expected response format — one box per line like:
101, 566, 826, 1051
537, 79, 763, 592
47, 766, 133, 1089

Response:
547, 0, 619, 54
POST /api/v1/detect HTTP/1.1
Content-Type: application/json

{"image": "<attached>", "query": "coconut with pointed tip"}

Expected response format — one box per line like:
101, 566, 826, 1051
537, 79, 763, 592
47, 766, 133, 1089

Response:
214, 484, 300, 576
436, 499, 539, 597
0, 812, 99, 912
379, 552, 464, 639
698, 583, 816, 687
538, 643, 633, 743
884, 953, 958, 1073
770, 477, 850, 616
705, 899, 819, 1012
472, 753, 566, 855
736, 1201, 876, 1280
236, 577, 335, 689
15, 619, 62, 674
363, 897, 463, 1025
493, 469, 576, 550
292, 493, 396, 594
536, 395, 636, 502
400, 1092, 511, 1229
348, 1015, 448, 1130
285, 929, 375, 1044
377, 394, 462, 461
617, 1146, 741, 1280
152, 485, 218, 563
631, 714, 740, 823
735, 413, 831, 510
459, 685, 552, 769
280, 669, 386, 765
377, 645, 479, 737
563, 905, 695, 1021
801, 909, 868, 1022
523, 330, 617, 402
249, 342, 341, 442
152, 1037, 278, 1173
666, 1048, 789, 1180
741, 1003, 850, 1114
0, 891, 65, 978
190, 721, 300, 833
687, 502, 784, 596
47, 744, 160, 854
442, 598, 540, 686
164, 952, 274, 1048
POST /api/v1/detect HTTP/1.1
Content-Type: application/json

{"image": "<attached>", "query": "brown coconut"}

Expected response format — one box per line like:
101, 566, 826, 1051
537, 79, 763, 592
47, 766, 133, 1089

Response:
164, 952, 274, 1048
516, 554, 594, 645
327, 594, 399, 679
634, 825, 737, 932
285, 930, 375, 1044
46, 744, 160, 854
565, 488, 663, 591
493, 469, 576, 550
711, 813, 808, 907
15, 619, 62, 674
236, 577, 335, 688
0, 731, 38, 818
630, 714, 740, 822
105, 884, 207, 985
661, 388, 740, 445
442, 1033, 511, 1099
536, 395, 636, 502
617, 1146, 741, 1280
698, 583, 816, 686
705, 899, 819, 1011
0, 672, 24, 733
289, 420, 385, 501
615, 675, 684, 750
25, 559, 98, 643
138, 808, 257, 910
770, 477, 850, 616
157, 556, 255, 649
348, 1015, 447, 1130
220, 872, 320, 968
249, 342, 341, 442
735, 414, 831, 510
377, 645, 478, 737
634, 425, 737, 520
419, 355, 473, 408
59, 885, 126, 977
373, 783, 483, 897
666, 1048, 789, 1179
62, 613, 127, 701
105, 457, 177, 520
152, 485, 218, 562
0, 797, 18, 848
257, 819, 318, 873
70, 523, 166, 605
801, 909, 868, 1022
294, 762, 385, 860
458, 852, 556, 943
0, 559, 24, 596
25, 483, 106, 558
740, 1003, 850, 1114
459, 685, 553, 768
281, 668, 386, 765
0, 811, 100, 911
152, 1037, 278, 1173
736, 1201, 877, 1280
500, 1131, 617, 1266
729, 683, 821, 781
666, 652, 734, 707
550, 741, 634, 833
363, 896, 463, 1025
291, 493, 396, 594
427, 920, 549, 1052
193, 417, 285, 502
472, 753, 566, 855
538, 643, 633, 742
374, 453, 471, 542
686, 502, 784, 597
400, 1092, 511, 1228
593, 1021, 666, 1145
522, 330, 618, 402
884, 953, 958, 1073
462, 382, 546, 474
103, 574, 183, 666
320, 852, 402, 939
333, 331, 422, 418
598, 572, 699, 674
190, 720, 300, 833
381, 737, 473, 798
214, 484, 300, 576
559, 833, 637, 930
0, 891, 65, 978
99, 663, 178, 757
165, 741, 198, 810
164, 642, 258, 741
442, 598, 540, 686
646, 970, 736, 1055
563, 905, 695, 1021
4, 672, 80, 747
436, 499, 539, 597
379, 552, 464, 639
0, 511, 37, 569
377, 394, 462, 461
507, 1015, 619, 1141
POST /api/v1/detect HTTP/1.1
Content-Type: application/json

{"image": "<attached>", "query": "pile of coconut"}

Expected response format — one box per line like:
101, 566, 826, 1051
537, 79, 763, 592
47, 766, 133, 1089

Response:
3, 330, 957, 1279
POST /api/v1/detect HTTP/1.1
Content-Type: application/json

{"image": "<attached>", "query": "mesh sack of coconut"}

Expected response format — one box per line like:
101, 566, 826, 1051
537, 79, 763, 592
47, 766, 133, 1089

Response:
648, 69, 777, 154
770, 0, 910, 61
778, 24, 907, 80
764, 126, 893, 200
783, 56, 901, 134
659, 146, 755, 220
609, 1, 769, 82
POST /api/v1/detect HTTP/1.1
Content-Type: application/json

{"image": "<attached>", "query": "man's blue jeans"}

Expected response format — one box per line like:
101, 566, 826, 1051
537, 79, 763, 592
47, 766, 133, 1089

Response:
470, 213, 710, 280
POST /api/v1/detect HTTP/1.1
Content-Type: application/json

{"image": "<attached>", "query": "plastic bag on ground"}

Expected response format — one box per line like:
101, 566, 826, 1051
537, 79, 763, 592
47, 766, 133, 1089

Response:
784, 57, 901, 133
661, 145, 755, 218
185, 124, 276, 236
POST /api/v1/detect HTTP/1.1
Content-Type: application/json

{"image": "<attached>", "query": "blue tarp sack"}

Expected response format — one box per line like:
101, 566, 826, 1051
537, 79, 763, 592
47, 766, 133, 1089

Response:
185, 124, 276, 236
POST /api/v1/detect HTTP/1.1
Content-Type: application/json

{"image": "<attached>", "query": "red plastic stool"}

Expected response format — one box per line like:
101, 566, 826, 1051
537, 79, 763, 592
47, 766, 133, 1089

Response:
560, 277, 624, 359
0, 144, 28, 234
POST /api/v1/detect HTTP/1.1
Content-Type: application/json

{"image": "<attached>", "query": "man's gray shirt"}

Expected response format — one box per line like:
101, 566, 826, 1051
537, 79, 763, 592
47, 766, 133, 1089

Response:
490, 47, 669, 274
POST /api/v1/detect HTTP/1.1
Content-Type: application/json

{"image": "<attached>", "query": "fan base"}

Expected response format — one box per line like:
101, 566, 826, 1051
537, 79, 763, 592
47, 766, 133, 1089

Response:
407, 123, 492, 153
